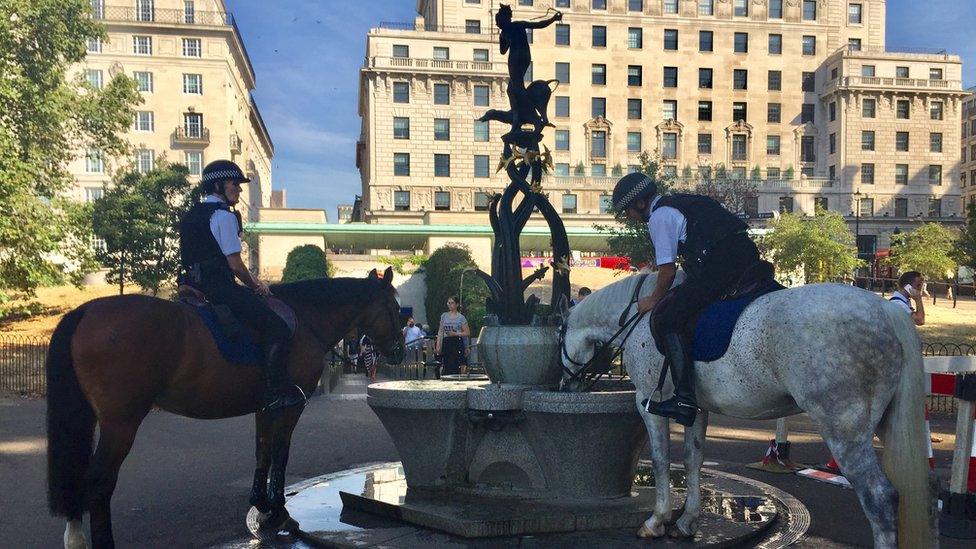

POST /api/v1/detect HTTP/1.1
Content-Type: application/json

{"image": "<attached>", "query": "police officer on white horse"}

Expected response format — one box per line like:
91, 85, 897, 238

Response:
178, 160, 306, 412
611, 172, 763, 427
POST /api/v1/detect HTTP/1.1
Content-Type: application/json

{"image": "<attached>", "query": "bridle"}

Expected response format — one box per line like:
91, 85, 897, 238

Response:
559, 274, 650, 390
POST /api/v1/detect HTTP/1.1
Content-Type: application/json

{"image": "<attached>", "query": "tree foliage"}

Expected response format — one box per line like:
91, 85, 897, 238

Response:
0, 0, 141, 297
693, 164, 759, 215
954, 203, 976, 272
886, 222, 959, 281
91, 164, 199, 295
423, 244, 490, 334
759, 210, 863, 283
281, 245, 331, 282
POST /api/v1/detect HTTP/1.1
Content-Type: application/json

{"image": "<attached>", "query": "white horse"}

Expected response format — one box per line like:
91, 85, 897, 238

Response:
560, 272, 935, 548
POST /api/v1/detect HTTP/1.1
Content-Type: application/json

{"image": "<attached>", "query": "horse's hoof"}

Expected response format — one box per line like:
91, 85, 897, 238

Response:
668, 520, 698, 539
637, 521, 666, 539
63, 520, 89, 549
247, 506, 298, 540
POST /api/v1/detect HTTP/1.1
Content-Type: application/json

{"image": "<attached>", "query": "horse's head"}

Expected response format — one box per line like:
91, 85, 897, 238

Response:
361, 267, 405, 364
558, 296, 616, 392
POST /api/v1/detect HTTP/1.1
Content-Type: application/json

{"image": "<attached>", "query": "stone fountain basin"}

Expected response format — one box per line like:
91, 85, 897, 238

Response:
367, 380, 647, 500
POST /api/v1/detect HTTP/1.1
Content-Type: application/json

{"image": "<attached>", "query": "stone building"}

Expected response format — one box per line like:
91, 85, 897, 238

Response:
357, 0, 966, 260
963, 90, 976, 211
72, 0, 274, 235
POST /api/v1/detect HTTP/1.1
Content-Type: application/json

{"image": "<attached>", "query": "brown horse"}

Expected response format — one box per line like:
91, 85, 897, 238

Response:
47, 268, 405, 549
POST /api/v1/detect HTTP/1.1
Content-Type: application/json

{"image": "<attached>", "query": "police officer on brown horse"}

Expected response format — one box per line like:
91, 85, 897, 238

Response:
612, 172, 762, 427
179, 159, 306, 412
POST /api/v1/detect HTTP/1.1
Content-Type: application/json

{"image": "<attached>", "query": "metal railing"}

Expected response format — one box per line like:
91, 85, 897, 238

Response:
0, 335, 47, 397
94, 6, 233, 27
923, 342, 976, 416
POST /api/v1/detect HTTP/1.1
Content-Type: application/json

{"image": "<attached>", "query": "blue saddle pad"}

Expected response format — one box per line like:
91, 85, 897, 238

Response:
191, 305, 263, 366
691, 297, 755, 362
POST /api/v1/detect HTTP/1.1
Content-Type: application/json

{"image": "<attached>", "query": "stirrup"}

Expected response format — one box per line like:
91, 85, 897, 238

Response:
261, 385, 307, 412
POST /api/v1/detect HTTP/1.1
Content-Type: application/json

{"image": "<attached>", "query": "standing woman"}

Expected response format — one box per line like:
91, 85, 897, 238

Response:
435, 295, 470, 376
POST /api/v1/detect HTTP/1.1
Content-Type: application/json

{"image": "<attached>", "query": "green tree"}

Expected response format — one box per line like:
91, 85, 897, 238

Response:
281, 245, 331, 282
0, 0, 141, 298
759, 210, 863, 283
423, 244, 490, 334
954, 203, 976, 271
887, 222, 959, 282
91, 164, 198, 295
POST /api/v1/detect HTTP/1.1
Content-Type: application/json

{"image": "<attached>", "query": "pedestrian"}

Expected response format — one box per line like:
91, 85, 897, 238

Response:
889, 271, 925, 326
435, 295, 470, 376
569, 287, 592, 307
359, 333, 378, 382
402, 317, 425, 363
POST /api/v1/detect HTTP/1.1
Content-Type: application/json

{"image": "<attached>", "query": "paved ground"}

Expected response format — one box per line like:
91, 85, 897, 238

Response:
1, 374, 968, 548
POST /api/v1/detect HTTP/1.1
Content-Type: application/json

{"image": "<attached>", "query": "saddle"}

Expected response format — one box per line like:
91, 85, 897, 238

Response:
176, 285, 297, 365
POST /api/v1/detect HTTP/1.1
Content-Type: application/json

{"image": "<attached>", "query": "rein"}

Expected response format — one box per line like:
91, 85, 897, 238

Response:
560, 274, 649, 388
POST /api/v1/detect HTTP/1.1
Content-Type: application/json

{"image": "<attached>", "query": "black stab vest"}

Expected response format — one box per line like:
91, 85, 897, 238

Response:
652, 194, 749, 279
178, 201, 241, 286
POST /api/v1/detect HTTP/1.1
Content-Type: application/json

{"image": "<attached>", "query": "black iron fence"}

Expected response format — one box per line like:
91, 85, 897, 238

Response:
0, 334, 47, 397
923, 342, 976, 416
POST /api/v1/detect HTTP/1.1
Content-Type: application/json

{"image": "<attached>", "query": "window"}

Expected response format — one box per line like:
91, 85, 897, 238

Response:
628, 65, 643, 86
768, 71, 782, 91
136, 0, 154, 21
732, 134, 747, 161
663, 100, 678, 120
896, 132, 910, 151
394, 191, 410, 211
433, 83, 450, 105
133, 36, 152, 55
860, 198, 874, 217
555, 163, 570, 176
628, 27, 643, 49
85, 149, 103, 173
699, 31, 713, 52
592, 26, 607, 47
433, 47, 449, 60
591, 131, 607, 157
591, 97, 606, 117
433, 118, 450, 141
930, 133, 943, 152
555, 129, 570, 150
768, 34, 782, 55
929, 199, 942, 217
434, 154, 451, 177
555, 96, 570, 117
734, 33, 748, 53
733, 69, 748, 90
600, 194, 613, 214
698, 133, 712, 154
801, 103, 815, 123
767, 103, 781, 123
474, 120, 489, 141
862, 99, 876, 118
861, 163, 875, 184
85, 187, 104, 203
393, 153, 410, 176
896, 100, 910, 119
698, 101, 713, 121
184, 1, 195, 23
183, 73, 202, 94
766, 168, 780, 181
769, 0, 783, 18
393, 82, 409, 103
629, 0, 643, 11
592, 164, 607, 176
628, 98, 642, 119
849, 3, 862, 24
779, 197, 794, 214
802, 72, 816, 92
896, 66, 910, 78
663, 0, 678, 14
861, 65, 875, 77
473, 48, 489, 62
556, 24, 570, 45
183, 113, 202, 138
802, 36, 816, 56
592, 64, 607, 85
895, 164, 909, 185
555, 62, 570, 83
930, 68, 944, 80
663, 67, 678, 88
664, 29, 678, 50
474, 192, 490, 211
894, 197, 908, 217
182, 38, 201, 58
699, 0, 714, 16
849, 38, 862, 51
930, 101, 944, 120
562, 194, 578, 214
627, 132, 642, 152
801, 136, 816, 162
767, 135, 781, 155
815, 197, 828, 211
699, 68, 713, 89
465, 20, 481, 34
473, 85, 490, 107
136, 149, 154, 173
861, 131, 875, 151
134, 111, 154, 132
803, 0, 817, 21
185, 151, 202, 176
87, 37, 101, 53
85, 69, 103, 90
393, 117, 410, 139
434, 191, 451, 211
829, 133, 836, 154
733, 0, 748, 17
733, 102, 747, 122
662, 133, 678, 159
928, 165, 942, 185
90, 0, 105, 19
134, 71, 153, 92
592, 0, 607, 9
392, 45, 409, 58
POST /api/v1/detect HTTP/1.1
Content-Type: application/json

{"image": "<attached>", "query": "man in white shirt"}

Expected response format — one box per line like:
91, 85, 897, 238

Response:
402, 317, 425, 363
890, 271, 925, 326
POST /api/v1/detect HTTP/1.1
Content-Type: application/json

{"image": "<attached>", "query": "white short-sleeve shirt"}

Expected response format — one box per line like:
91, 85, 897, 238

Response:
889, 292, 913, 314
646, 195, 688, 266
204, 195, 242, 256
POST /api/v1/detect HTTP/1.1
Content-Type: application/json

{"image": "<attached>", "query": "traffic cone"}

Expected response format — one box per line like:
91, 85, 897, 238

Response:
924, 406, 935, 470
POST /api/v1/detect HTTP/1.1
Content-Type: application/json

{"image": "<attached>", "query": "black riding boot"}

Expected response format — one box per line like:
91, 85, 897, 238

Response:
643, 333, 699, 427
261, 343, 307, 413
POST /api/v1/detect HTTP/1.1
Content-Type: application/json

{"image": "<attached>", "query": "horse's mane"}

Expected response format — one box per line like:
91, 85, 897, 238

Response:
270, 277, 393, 307
569, 273, 654, 327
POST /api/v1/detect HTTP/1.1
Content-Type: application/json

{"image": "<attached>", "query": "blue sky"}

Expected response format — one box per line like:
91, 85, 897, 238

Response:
232, 0, 976, 219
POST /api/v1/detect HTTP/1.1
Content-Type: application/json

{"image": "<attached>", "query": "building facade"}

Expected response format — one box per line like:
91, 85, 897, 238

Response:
358, 0, 966, 258
72, 0, 274, 229
963, 90, 976, 211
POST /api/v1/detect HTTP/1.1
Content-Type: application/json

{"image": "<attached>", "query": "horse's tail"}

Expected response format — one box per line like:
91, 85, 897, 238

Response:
46, 305, 95, 519
879, 303, 936, 547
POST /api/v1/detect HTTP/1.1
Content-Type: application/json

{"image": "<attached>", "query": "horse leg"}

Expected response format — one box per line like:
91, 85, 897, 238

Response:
85, 420, 141, 549
249, 412, 274, 514
637, 412, 672, 539
674, 410, 708, 538
259, 410, 303, 533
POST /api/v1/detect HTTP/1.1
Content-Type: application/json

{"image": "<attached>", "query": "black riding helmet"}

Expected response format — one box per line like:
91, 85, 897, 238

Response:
201, 159, 250, 195
611, 172, 658, 218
